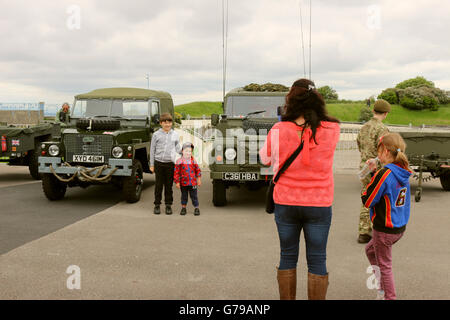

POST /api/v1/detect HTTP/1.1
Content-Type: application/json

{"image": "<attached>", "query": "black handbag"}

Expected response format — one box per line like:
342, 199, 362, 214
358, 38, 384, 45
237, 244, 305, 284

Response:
265, 140, 304, 213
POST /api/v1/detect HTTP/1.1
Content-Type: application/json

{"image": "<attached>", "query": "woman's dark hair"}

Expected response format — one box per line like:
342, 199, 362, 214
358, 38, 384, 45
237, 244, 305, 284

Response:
281, 78, 339, 143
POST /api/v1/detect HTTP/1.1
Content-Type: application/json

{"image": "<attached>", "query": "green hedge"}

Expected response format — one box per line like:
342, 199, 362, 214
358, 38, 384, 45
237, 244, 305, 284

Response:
378, 88, 398, 104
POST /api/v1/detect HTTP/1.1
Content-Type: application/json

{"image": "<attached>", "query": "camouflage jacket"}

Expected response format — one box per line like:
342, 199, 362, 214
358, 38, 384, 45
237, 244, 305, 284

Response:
55, 109, 68, 123
357, 117, 389, 166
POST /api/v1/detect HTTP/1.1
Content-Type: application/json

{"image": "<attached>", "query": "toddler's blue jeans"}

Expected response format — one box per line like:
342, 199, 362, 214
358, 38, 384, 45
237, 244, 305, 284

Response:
274, 204, 332, 275
181, 185, 199, 207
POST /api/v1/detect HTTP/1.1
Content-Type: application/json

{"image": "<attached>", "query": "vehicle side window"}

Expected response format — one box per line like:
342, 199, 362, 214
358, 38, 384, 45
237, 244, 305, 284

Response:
122, 102, 149, 117
151, 101, 160, 116
72, 100, 87, 117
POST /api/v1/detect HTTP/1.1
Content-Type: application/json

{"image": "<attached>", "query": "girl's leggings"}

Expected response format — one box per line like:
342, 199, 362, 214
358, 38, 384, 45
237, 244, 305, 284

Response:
365, 229, 404, 300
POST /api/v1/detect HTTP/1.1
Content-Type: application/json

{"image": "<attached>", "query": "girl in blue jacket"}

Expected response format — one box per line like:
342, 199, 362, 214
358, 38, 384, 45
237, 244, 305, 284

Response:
361, 132, 412, 300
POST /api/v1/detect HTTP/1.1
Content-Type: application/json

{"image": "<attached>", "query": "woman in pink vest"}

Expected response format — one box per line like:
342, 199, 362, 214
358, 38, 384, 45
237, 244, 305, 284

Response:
259, 79, 340, 300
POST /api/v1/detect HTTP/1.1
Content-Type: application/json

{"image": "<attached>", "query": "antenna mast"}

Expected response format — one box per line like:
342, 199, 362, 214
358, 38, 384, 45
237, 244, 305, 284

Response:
222, 0, 229, 101
299, 0, 306, 78
309, 0, 312, 80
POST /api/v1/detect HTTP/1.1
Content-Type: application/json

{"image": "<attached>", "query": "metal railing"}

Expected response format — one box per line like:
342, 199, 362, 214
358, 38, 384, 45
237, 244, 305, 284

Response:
178, 121, 450, 171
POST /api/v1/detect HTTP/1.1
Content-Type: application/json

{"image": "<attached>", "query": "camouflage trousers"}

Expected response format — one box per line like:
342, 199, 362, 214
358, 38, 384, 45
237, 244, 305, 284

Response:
359, 174, 373, 236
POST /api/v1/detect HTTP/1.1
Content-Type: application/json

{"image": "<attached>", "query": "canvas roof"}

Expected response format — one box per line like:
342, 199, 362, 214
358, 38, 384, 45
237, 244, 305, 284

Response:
225, 87, 288, 98
75, 88, 172, 100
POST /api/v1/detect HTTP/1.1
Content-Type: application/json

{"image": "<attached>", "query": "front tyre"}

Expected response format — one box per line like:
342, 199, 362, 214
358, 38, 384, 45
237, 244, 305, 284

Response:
122, 159, 144, 203
42, 173, 67, 200
212, 179, 227, 206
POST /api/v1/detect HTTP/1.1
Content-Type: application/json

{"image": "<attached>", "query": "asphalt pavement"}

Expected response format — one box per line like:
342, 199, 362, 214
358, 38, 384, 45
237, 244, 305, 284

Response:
0, 163, 449, 300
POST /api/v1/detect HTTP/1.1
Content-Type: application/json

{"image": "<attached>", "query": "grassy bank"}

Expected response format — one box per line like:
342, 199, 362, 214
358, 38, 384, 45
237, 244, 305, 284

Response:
327, 103, 450, 126
175, 101, 222, 118
176, 101, 450, 126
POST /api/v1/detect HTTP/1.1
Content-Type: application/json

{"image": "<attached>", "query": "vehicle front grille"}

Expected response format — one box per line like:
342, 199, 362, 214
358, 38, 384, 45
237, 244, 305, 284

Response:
64, 134, 113, 163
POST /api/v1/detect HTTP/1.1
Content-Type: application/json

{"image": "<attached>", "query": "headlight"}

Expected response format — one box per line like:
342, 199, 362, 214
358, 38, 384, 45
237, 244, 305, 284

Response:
48, 145, 60, 156
224, 148, 237, 160
112, 146, 123, 158
127, 146, 132, 151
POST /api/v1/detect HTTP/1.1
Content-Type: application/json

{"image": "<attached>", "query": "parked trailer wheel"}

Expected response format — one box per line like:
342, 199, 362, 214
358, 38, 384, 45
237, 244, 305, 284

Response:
42, 173, 67, 200
28, 149, 41, 180
415, 189, 422, 202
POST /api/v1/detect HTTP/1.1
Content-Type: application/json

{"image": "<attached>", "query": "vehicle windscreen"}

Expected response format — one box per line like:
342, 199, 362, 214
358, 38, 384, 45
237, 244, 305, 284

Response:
225, 96, 285, 118
72, 99, 149, 118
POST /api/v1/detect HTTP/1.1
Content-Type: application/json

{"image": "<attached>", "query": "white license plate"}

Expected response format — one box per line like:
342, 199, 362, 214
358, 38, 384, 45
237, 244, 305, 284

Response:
73, 155, 104, 163
222, 172, 259, 181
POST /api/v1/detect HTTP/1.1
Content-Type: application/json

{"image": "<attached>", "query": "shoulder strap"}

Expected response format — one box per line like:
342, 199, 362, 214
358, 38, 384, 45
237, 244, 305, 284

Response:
273, 140, 304, 183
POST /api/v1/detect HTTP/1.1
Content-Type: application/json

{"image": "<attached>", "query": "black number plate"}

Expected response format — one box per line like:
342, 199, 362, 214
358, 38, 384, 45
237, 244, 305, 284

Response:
222, 172, 259, 181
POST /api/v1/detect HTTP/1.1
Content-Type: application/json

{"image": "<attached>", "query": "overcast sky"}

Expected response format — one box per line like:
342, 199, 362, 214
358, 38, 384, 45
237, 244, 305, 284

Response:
0, 0, 449, 105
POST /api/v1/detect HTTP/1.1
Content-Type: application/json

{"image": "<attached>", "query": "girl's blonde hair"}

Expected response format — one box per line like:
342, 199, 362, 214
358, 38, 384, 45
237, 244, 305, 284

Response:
377, 132, 412, 171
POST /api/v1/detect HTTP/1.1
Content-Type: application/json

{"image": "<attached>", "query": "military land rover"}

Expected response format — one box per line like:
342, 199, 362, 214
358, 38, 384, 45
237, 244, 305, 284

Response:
1, 123, 61, 180
38, 88, 174, 203
209, 88, 288, 206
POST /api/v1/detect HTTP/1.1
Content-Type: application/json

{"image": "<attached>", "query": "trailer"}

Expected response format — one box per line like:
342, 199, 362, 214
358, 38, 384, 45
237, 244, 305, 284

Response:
1, 123, 60, 179
399, 131, 450, 202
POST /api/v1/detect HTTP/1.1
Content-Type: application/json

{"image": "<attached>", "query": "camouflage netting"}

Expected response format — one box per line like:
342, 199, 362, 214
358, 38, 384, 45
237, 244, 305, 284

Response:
243, 83, 289, 92
0, 123, 55, 137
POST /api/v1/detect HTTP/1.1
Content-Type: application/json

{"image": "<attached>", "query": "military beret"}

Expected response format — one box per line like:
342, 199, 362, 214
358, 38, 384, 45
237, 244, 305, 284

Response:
373, 99, 391, 113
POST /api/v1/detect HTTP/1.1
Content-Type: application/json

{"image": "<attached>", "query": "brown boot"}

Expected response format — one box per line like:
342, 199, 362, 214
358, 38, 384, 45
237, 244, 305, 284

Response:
277, 267, 296, 300
307, 272, 329, 300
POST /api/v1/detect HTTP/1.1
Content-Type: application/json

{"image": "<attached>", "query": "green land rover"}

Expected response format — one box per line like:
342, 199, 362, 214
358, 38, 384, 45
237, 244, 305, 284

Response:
209, 88, 288, 206
38, 87, 174, 203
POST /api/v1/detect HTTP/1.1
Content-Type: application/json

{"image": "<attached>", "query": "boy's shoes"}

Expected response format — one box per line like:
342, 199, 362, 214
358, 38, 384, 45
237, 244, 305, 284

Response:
180, 207, 187, 215
194, 208, 200, 216
165, 205, 172, 215
154, 206, 161, 215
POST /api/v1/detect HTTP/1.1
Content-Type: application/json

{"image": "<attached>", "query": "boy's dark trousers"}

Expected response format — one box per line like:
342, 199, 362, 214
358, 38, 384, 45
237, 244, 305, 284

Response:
154, 160, 175, 205
181, 185, 199, 207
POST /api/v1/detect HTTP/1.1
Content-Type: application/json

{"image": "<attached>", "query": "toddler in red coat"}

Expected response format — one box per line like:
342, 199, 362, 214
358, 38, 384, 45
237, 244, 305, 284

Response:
174, 142, 202, 215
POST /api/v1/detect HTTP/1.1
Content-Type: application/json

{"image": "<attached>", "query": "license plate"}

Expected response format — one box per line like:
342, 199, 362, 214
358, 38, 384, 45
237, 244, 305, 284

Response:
222, 172, 259, 181
73, 155, 104, 163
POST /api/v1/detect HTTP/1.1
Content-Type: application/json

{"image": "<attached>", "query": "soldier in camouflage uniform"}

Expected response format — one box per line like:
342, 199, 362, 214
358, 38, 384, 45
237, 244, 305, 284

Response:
55, 103, 70, 123
356, 99, 391, 243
